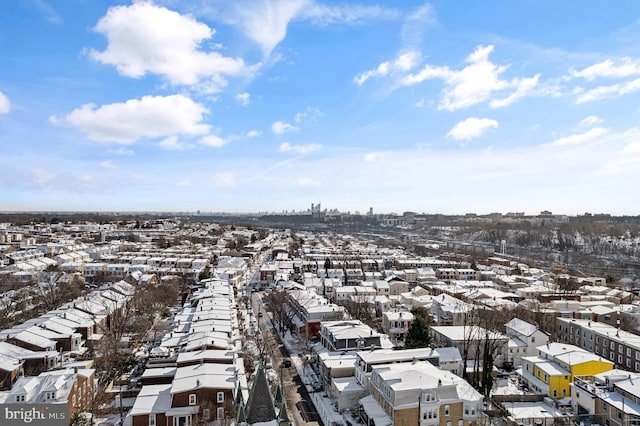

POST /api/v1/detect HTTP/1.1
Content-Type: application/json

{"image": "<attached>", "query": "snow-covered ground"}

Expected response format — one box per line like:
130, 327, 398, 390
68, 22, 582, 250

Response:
491, 376, 525, 396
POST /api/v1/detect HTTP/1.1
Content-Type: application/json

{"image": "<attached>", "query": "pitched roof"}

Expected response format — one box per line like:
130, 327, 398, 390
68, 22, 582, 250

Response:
505, 318, 538, 337
245, 363, 276, 424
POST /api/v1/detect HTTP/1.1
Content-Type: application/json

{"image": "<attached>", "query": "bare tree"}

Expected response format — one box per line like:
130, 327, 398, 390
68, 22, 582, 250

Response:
340, 294, 373, 321
263, 290, 296, 335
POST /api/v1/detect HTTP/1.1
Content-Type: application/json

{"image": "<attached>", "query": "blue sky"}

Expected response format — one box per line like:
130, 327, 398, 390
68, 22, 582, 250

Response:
1, 0, 640, 215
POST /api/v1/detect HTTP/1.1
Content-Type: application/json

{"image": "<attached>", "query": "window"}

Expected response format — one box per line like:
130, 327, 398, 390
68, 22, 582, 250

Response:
16, 395, 25, 402
217, 407, 224, 420
203, 409, 210, 420
149, 414, 156, 426
531, 336, 535, 343
72, 395, 76, 406
628, 348, 632, 356
458, 421, 463, 426
217, 392, 224, 403
445, 405, 450, 416
611, 342, 615, 349
189, 394, 196, 405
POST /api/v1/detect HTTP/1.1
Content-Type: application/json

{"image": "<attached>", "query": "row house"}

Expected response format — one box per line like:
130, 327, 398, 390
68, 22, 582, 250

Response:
319, 320, 384, 352
571, 369, 640, 426
128, 281, 240, 426
519, 342, 613, 398
504, 318, 549, 368
364, 360, 483, 426
354, 348, 441, 393
557, 318, 640, 372
385, 276, 409, 296
381, 311, 414, 345
286, 289, 346, 339
0, 341, 59, 377
1, 367, 95, 420
431, 325, 509, 368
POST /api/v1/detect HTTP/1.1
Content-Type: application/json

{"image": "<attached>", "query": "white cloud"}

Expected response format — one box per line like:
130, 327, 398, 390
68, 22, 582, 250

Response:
299, 3, 400, 26
415, 98, 425, 108
0, 91, 10, 114
32, 0, 63, 25
624, 140, 640, 154
176, 179, 191, 187
294, 107, 322, 123
363, 152, 388, 162
246, 130, 262, 138
279, 142, 322, 154
580, 115, 603, 127
576, 78, 640, 103
401, 3, 434, 49
272, 120, 299, 135
354, 51, 420, 85
159, 136, 193, 151
99, 160, 118, 169
447, 117, 499, 141
213, 172, 236, 188
235, 92, 250, 106
89, 2, 248, 90
571, 58, 640, 81
228, 0, 398, 56
489, 75, 540, 108
60, 95, 210, 144
199, 134, 228, 148
545, 127, 608, 147
232, 0, 308, 56
401, 45, 538, 111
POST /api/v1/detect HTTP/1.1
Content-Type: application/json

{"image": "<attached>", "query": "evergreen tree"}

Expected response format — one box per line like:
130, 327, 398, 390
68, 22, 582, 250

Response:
404, 314, 432, 349
198, 266, 213, 281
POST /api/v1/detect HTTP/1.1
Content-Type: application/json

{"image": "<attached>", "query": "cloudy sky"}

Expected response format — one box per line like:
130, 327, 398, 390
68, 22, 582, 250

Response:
1, 0, 640, 215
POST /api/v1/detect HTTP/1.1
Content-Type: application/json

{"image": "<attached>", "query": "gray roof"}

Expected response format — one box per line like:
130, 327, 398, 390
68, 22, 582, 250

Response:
245, 363, 276, 424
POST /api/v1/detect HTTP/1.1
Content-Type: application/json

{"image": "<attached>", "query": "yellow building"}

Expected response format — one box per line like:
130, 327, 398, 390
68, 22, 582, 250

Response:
520, 343, 613, 398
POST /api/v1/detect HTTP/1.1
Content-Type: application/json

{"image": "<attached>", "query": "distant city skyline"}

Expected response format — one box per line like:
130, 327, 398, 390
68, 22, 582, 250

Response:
1, 1, 640, 214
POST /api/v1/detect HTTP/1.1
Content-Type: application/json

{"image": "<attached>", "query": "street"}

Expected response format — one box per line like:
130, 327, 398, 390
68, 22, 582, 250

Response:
250, 290, 322, 425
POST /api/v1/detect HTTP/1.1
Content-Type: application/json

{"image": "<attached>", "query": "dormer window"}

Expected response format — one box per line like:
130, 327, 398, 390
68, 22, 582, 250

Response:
16, 394, 25, 402
47, 391, 56, 400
